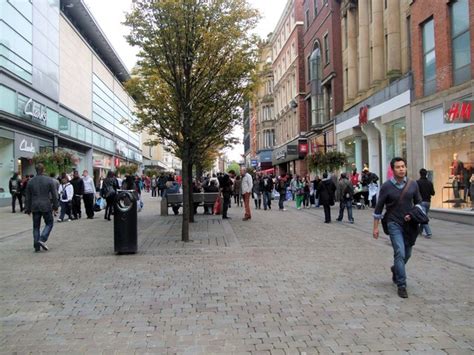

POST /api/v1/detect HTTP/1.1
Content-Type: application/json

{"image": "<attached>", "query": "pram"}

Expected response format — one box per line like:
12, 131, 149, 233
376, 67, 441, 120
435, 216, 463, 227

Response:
352, 185, 366, 209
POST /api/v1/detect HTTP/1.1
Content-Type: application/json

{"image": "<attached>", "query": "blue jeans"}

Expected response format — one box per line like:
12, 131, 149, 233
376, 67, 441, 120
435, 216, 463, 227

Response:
388, 222, 412, 288
420, 201, 432, 236
263, 191, 271, 210
337, 200, 353, 221
32, 211, 54, 250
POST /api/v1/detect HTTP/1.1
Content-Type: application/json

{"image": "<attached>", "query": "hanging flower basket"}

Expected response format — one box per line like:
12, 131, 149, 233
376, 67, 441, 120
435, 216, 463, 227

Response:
32, 151, 76, 175
307, 151, 347, 173
118, 164, 139, 176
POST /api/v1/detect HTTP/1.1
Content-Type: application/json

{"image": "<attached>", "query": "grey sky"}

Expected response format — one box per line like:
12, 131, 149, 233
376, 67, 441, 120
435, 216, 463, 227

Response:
84, 0, 288, 162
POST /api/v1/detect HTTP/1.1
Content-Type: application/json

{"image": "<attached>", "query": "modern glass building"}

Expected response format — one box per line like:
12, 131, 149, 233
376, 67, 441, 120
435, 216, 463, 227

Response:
0, 0, 141, 205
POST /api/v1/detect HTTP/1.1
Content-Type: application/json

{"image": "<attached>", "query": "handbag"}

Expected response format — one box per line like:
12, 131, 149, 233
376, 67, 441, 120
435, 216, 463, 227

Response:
213, 197, 221, 215
381, 179, 412, 235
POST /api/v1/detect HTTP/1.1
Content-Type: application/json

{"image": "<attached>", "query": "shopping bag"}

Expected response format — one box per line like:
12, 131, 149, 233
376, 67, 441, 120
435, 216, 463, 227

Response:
213, 197, 221, 215
94, 197, 105, 211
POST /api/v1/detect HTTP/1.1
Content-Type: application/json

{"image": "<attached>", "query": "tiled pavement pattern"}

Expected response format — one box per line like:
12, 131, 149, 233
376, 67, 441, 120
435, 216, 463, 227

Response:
0, 194, 472, 354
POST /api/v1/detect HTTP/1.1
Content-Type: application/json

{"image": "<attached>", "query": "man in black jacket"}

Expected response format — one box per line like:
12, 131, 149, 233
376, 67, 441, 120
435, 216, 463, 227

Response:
9, 172, 23, 213
25, 164, 59, 252
219, 170, 235, 219
417, 168, 435, 238
261, 174, 274, 210
70, 170, 84, 219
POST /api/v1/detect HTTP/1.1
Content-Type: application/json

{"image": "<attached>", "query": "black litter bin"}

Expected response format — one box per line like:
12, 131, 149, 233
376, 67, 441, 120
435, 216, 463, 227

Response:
114, 190, 138, 254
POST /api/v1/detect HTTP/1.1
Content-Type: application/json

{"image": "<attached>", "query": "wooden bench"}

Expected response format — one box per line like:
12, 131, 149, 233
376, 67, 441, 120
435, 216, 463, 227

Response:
160, 192, 222, 216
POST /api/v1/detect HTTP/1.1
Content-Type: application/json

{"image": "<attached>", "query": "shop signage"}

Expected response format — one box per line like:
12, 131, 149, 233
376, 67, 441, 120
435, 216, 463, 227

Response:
287, 145, 298, 155
15, 133, 39, 159
299, 142, 308, 154
114, 157, 120, 167
275, 149, 286, 161
23, 98, 47, 125
445, 100, 473, 123
359, 105, 369, 125
251, 159, 258, 167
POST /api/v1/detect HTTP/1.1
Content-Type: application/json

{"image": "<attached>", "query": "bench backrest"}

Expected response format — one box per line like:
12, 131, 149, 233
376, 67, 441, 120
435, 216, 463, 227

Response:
166, 192, 219, 204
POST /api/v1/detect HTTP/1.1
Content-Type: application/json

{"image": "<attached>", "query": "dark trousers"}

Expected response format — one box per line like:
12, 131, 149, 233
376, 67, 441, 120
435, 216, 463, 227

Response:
12, 193, 23, 212
104, 197, 115, 220
72, 195, 82, 218
223, 193, 231, 218
323, 204, 331, 222
151, 187, 157, 197
279, 191, 285, 210
83, 193, 94, 218
32, 211, 54, 250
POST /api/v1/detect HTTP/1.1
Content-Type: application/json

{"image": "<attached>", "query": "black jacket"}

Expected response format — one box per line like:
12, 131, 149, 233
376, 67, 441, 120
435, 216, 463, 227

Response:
317, 178, 337, 205
70, 177, 84, 196
417, 177, 435, 202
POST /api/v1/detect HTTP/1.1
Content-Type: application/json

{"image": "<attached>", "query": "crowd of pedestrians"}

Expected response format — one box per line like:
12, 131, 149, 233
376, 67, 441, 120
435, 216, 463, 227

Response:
7, 156, 474, 300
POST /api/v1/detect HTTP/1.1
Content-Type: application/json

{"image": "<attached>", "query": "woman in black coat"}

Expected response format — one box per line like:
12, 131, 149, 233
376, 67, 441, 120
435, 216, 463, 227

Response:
101, 171, 119, 221
316, 172, 337, 223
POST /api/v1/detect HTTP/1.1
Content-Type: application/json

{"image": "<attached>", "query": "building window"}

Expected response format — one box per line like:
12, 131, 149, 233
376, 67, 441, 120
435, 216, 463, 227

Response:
369, 0, 372, 23
314, 0, 318, 16
323, 33, 330, 64
422, 18, 436, 96
406, 16, 411, 71
305, 9, 310, 29
344, 15, 348, 49
309, 46, 324, 126
451, 0, 471, 85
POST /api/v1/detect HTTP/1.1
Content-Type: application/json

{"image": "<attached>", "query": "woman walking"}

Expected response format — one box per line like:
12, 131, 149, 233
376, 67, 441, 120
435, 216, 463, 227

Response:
294, 175, 304, 210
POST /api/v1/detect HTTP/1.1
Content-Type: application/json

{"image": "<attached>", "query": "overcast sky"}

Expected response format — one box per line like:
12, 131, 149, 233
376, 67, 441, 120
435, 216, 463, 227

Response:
84, 0, 288, 162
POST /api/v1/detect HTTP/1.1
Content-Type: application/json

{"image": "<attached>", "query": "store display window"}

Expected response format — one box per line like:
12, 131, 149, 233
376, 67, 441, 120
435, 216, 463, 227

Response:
425, 126, 474, 210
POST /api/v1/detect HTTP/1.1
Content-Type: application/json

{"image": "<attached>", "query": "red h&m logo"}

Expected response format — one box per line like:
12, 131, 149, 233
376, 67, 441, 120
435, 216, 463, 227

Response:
359, 105, 369, 125
445, 101, 473, 123
114, 157, 120, 167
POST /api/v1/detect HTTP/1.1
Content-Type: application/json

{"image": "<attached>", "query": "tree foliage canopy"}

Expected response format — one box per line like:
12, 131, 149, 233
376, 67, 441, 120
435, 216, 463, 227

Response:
124, 0, 260, 162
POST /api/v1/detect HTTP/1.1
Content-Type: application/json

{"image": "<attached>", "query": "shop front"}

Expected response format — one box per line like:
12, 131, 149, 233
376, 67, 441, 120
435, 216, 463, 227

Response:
422, 99, 473, 212
257, 149, 273, 170
271, 138, 308, 176
0, 129, 15, 204
93, 152, 113, 187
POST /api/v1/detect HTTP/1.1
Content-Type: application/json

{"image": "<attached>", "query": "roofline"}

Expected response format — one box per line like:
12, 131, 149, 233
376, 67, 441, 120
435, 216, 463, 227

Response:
60, 0, 131, 82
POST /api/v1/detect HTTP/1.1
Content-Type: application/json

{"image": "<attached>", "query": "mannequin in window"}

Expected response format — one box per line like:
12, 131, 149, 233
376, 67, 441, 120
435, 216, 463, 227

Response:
450, 152, 464, 206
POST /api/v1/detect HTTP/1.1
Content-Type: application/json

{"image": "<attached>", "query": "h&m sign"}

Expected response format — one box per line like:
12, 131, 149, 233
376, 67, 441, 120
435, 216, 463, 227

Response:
445, 100, 473, 123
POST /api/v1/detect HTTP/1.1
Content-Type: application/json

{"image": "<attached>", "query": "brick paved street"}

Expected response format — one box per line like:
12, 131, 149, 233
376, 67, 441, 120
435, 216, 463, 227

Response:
0, 193, 473, 354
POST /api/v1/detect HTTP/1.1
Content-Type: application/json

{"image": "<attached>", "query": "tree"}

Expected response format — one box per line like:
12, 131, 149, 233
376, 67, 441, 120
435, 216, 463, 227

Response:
124, 0, 259, 241
227, 161, 241, 175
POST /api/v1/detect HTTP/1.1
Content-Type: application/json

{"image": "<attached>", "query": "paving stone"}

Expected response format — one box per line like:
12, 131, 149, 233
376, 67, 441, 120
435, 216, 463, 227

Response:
0, 195, 472, 353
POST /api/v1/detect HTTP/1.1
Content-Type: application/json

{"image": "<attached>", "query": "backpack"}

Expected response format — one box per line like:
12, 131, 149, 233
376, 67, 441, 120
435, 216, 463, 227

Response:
61, 185, 68, 200
343, 183, 352, 200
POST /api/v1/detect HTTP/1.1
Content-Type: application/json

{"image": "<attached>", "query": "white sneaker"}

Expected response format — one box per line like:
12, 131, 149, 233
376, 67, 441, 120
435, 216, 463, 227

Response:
38, 241, 49, 251
67, 219, 71, 222
57, 219, 62, 222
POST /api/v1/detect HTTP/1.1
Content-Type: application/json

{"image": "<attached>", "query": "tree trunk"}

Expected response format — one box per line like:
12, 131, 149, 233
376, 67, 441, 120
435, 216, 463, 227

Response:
188, 160, 194, 223
181, 145, 191, 242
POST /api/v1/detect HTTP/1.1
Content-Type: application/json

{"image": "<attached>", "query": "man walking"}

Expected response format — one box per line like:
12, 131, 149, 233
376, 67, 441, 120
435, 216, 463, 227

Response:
219, 170, 235, 219
277, 173, 288, 211
25, 164, 59, 252
373, 157, 422, 298
82, 170, 96, 219
240, 167, 253, 221
9, 172, 23, 213
262, 174, 273, 210
70, 170, 84, 219
336, 173, 354, 223
417, 168, 435, 238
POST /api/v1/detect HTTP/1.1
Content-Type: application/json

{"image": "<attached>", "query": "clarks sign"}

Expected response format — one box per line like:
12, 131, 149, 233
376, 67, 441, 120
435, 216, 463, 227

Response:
15, 133, 39, 159
24, 98, 47, 124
